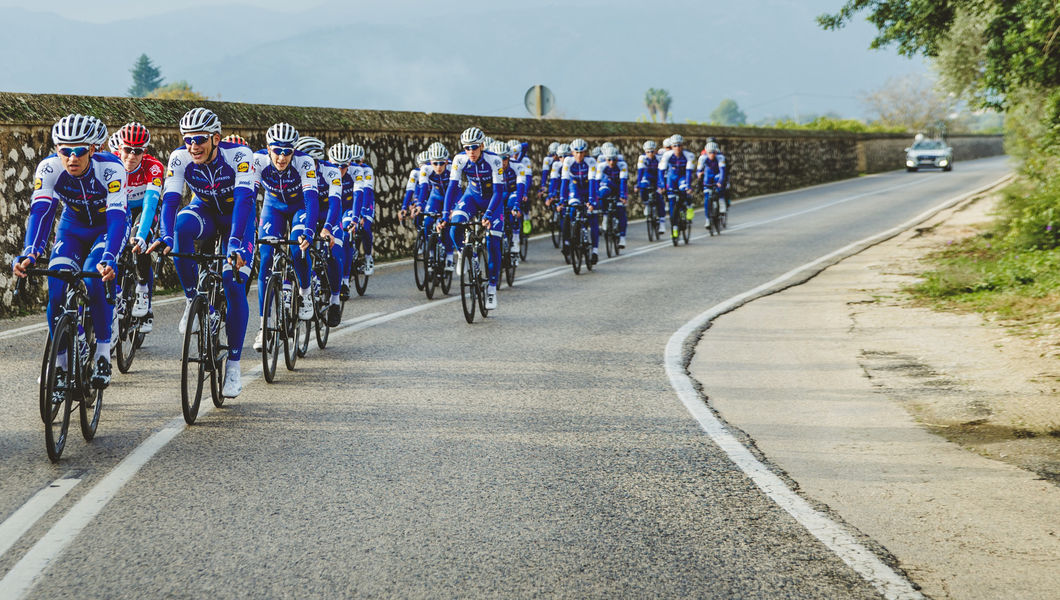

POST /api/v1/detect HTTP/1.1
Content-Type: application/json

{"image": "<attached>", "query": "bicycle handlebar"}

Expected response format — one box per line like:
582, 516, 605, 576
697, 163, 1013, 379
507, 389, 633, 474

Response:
15, 267, 115, 305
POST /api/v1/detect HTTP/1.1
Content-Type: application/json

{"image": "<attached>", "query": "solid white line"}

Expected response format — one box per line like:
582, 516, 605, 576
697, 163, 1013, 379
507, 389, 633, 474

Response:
0, 478, 80, 561
0, 173, 1009, 598
663, 174, 1012, 600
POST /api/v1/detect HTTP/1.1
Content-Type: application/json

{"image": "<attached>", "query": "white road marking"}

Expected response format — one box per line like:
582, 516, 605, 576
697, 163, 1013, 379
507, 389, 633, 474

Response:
0, 478, 80, 561
0, 172, 1011, 599
664, 175, 1011, 600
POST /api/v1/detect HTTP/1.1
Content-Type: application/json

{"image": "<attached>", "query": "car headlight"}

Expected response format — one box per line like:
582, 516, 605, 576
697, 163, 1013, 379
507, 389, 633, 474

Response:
906, 159, 916, 167
939, 159, 949, 166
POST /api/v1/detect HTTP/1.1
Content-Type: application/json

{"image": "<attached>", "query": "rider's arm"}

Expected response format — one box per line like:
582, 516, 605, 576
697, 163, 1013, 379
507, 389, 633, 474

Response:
484, 156, 506, 220
717, 154, 728, 189
559, 158, 571, 201
358, 165, 376, 221
656, 151, 670, 190
324, 167, 343, 232
158, 150, 191, 248
226, 150, 258, 255
22, 158, 61, 260
295, 155, 319, 236
401, 168, 417, 211
619, 163, 629, 199
443, 156, 465, 216
100, 166, 129, 264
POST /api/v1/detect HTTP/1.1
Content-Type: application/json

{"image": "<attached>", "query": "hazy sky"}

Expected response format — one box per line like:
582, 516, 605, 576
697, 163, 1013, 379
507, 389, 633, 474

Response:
0, 0, 925, 123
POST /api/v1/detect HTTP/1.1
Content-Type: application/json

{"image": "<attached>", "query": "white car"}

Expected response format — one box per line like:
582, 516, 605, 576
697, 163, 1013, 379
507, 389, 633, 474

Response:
905, 139, 953, 172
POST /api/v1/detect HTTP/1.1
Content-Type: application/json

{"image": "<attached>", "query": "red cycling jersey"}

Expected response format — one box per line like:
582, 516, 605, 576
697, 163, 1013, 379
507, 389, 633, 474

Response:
113, 152, 165, 211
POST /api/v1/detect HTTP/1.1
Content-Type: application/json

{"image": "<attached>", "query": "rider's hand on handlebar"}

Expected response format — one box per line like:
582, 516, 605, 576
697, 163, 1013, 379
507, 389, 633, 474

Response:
320, 228, 336, 248
398, 209, 407, 221
97, 261, 116, 282
298, 235, 310, 252
147, 239, 171, 255
12, 254, 35, 278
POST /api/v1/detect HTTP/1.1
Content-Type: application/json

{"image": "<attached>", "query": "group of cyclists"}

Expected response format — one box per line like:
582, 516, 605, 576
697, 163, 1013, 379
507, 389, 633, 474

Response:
12, 107, 730, 458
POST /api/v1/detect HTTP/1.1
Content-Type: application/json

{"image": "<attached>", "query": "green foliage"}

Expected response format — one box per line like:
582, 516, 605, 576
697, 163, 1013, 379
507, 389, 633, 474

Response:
128, 54, 163, 98
644, 88, 672, 123
146, 81, 207, 101
709, 99, 746, 126
766, 116, 905, 133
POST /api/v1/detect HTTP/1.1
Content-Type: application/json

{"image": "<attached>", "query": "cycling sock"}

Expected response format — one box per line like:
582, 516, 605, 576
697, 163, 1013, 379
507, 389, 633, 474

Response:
136, 283, 149, 294
330, 293, 340, 305
94, 341, 110, 361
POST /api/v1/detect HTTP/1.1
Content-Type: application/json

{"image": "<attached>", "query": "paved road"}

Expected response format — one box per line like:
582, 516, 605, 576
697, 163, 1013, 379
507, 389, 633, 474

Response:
0, 157, 1011, 598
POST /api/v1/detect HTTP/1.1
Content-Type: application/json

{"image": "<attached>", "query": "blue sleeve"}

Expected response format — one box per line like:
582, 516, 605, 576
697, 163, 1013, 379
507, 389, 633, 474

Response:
588, 178, 597, 207
485, 181, 505, 220
101, 208, 127, 263
227, 186, 255, 254
303, 188, 319, 238
32, 202, 59, 255
636, 167, 647, 188
443, 180, 461, 216
402, 188, 415, 211
620, 177, 628, 199
416, 183, 429, 209
559, 178, 569, 202
516, 181, 527, 209
719, 163, 727, 188
135, 188, 161, 241
22, 199, 54, 256
360, 188, 375, 219
326, 191, 341, 231
159, 191, 181, 247
351, 188, 364, 220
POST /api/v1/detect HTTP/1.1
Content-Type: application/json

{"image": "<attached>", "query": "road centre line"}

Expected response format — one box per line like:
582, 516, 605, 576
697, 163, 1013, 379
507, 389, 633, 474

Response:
0, 478, 80, 561
0, 173, 1007, 598
664, 174, 1012, 600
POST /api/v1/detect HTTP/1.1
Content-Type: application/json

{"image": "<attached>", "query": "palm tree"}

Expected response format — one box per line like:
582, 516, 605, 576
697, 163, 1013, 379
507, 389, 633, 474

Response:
657, 89, 673, 123
644, 88, 660, 122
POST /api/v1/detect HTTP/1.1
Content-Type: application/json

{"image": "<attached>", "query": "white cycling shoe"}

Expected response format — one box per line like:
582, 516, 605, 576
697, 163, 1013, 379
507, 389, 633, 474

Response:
132, 288, 150, 318
222, 360, 242, 397
298, 291, 314, 321
178, 299, 199, 335
364, 255, 374, 276
485, 284, 498, 309
140, 311, 154, 333
253, 328, 264, 352
619, 236, 626, 248
444, 253, 455, 272
453, 251, 463, 276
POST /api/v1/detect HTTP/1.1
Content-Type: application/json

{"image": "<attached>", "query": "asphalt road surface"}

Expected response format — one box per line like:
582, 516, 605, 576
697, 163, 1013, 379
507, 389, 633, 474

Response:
0, 156, 1012, 599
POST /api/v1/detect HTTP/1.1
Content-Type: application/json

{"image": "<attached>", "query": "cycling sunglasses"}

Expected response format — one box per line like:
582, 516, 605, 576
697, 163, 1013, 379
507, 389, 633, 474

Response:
431, 160, 447, 166
463, 144, 480, 151
58, 146, 90, 158
121, 146, 145, 155
183, 135, 212, 146
269, 146, 294, 156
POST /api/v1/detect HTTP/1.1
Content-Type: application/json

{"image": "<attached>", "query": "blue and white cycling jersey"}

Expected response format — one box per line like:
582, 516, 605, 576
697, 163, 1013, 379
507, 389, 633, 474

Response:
657, 149, 697, 191
251, 149, 319, 231
595, 160, 628, 200
636, 153, 660, 189
23, 152, 128, 262
560, 155, 598, 206
697, 152, 728, 187
159, 141, 256, 253
547, 157, 565, 197
417, 164, 450, 210
350, 161, 375, 222
444, 151, 506, 219
401, 164, 423, 211
503, 160, 530, 213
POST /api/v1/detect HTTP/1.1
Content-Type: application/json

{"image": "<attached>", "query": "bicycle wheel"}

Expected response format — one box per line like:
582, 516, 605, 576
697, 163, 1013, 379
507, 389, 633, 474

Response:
503, 241, 515, 288
43, 314, 75, 461
605, 218, 615, 258
413, 236, 426, 291
179, 296, 207, 425
79, 317, 103, 442
353, 238, 369, 296
314, 268, 331, 349
571, 223, 583, 275
476, 248, 489, 319
424, 241, 438, 300
519, 233, 528, 261
646, 205, 656, 241
459, 249, 476, 323
208, 286, 225, 407
115, 269, 138, 374
683, 211, 692, 244
671, 212, 681, 247
583, 228, 594, 272
261, 278, 281, 383
550, 211, 561, 248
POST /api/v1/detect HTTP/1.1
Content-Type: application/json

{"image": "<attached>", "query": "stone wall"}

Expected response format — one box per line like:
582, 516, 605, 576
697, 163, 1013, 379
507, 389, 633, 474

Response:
0, 92, 1004, 315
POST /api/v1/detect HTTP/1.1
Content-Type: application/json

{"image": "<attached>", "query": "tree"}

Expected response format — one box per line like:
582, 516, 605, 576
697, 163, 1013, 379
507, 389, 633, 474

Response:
709, 99, 747, 126
656, 89, 673, 123
644, 88, 673, 123
146, 81, 208, 101
128, 54, 163, 97
861, 73, 957, 132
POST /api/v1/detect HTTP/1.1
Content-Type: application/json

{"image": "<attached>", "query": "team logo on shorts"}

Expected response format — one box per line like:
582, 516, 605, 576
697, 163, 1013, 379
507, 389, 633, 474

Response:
237, 162, 250, 172
108, 180, 122, 193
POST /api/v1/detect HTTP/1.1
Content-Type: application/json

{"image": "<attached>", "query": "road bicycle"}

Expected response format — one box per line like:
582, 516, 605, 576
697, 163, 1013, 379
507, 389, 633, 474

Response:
568, 204, 594, 275
258, 237, 304, 383
459, 219, 490, 323
17, 268, 113, 461
706, 185, 726, 236
501, 214, 518, 288
668, 191, 692, 246
113, 245, 147, 373
168, 246, 241, 425
423, 213, 453, 300
641, 187, 660, 242
601, 199, 623, 258
548, 201, 562, 249
347, 223, 370, 297
301, 238, 334, 354
407, 216, 427, 292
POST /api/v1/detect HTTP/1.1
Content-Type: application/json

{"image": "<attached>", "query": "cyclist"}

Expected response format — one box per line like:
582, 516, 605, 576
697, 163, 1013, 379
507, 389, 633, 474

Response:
13, 114, 126, 388
148, 107, 256, 398
637, 140, 665, 235
108, 131, 122, 153
596, 145, 629, 248
119, 122, 166, 334
347, 144, 377, 277
401, 151, 428, 221
657, 133, 697, 238
697, 140, 728, 228
250, 123, 319, 353
416, 142, 453, 270
539, 141, 559, 198
493, 141, 530, 262
440, 126, 506, 309
560, 138, 599, 264
292, 135, 345, 326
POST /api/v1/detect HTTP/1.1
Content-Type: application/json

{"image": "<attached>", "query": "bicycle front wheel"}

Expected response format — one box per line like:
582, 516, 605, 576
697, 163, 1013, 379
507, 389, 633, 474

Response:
413, 236, 426, 291
550, 211, 561, 248
79, 319, 103, 440
476, 249, 489, 319
261, 278, 281, 383
284, 286, 300, 371
459, 250, 476, 323
180, 296, 207, 425
43, 314, 75, 461
115, 269, 138, 374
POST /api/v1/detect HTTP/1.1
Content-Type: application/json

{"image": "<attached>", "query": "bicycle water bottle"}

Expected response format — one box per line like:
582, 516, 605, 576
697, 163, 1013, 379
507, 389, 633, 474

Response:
686, 205, 694, 221
522, 219, 531, 235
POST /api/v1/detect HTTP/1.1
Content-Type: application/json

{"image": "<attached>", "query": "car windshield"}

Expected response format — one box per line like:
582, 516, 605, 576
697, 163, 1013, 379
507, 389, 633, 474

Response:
912, 140, 945, 150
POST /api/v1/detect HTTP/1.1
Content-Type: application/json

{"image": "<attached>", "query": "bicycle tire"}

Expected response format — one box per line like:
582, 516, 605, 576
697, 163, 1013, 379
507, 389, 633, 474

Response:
519, 233, 528, 261
646, 205, 657, 241
671, 211, 681, 247
115, 270, 138, 374
413, 236, 426, 291
605, 218, 615, 258
261, 278, 281, 383
583, 228, 594, 272
353, 237, 368, 296
571, 221, 583, 275
460, 250, 476, 323
424, 240, 438, 300
43, 313, 74, 461
683, 218, 691, 245
503, 240, 515, 288
179, 296, 207, 425
208, 283, 227, 407
314, 266, 331, 349
550, 211, 561, 248
284, 283, 300, 371
39, 329, 54, 423
79, 348, 103, 443
476, 247, 489, 319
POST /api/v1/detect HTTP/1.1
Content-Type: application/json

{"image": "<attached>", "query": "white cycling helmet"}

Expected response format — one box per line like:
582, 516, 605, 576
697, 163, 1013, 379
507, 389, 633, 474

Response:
705, 141, 721, 154
51, 114, 98, 146
266, 122, 299, 146
557, 143, 571, 156
294, 136, 326, 160
570, 138, 589, 152
670, 133, 684, 146
507, 140, 522, 156
427, 142, 449, 161
416, 151, 428, 165
87, 118, 108, 146
179, 107, 221, 134
590, 146, 601, 158
108, 131, 123, 153
547, 141, 559, 155
643, 140, 657, 152
601, 146, 618, 160
350, 144, 366, 161
460, 126, 485, 147
327, 143, 353, 165
663, 136, 673, 148
489, 141, 510, 158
